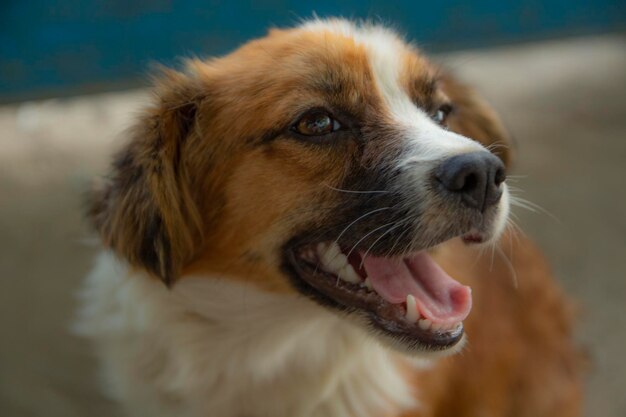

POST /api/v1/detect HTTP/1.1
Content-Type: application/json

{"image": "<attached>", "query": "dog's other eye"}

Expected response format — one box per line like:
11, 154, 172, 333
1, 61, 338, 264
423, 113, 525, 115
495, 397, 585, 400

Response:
433, 104, 453, 125
293, 111, 341, 136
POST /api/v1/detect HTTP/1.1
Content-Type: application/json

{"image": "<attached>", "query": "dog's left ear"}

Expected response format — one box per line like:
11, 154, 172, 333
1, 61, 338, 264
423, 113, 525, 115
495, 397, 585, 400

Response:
439, 73, 514, 168
89, 69, 204, 286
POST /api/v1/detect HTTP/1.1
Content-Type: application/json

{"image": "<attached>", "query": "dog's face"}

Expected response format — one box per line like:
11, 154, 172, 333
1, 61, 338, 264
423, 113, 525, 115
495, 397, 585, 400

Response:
91, 20, 512, 354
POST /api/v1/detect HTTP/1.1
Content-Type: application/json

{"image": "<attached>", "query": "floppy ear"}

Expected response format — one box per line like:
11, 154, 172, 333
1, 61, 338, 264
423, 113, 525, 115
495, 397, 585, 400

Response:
89, 69, 203, 285
440, 73, 514, 168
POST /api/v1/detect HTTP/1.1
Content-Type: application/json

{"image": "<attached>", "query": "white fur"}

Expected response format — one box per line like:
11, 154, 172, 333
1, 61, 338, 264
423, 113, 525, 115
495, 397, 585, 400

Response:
76, 252, 419, 417
492, 185, 511, 239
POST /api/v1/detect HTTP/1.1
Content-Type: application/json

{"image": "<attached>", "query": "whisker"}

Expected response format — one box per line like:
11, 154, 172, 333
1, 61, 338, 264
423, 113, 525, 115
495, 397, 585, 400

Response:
508, 223, 514, 262
489, 241, 496, 272
507, 184, 560, 223
332, 207, 391, 248
485, 142, 510, 152
279, 204, 339, 222
495, 244, 519, 289
320, 207, 393, 267
399, 222, 422, 258
359, 222, 406, 268
505, 220, 517, 264
506, 185, 525, 192
505, 216, 525, 240
509, 195, 560, 223
472, 244, 487, 268
384, 220, 413, 258
345, 222, 396, 259
323, 184, 390, 195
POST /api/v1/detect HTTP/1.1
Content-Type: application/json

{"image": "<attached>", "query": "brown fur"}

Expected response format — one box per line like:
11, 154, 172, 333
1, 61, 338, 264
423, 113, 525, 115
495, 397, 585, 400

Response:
89, 24, 583, 416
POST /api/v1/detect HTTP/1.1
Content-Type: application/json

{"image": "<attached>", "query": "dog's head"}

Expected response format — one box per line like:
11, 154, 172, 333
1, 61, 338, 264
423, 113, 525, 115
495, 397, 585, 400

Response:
90, 19, 512, 354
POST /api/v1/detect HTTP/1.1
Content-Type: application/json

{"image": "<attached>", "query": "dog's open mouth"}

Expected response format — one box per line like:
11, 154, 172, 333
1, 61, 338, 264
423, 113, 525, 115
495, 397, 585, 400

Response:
289, 241, 473, 351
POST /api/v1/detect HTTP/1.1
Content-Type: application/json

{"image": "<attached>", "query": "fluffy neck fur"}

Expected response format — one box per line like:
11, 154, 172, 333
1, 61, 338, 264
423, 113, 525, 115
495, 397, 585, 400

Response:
77, 252, 419, 417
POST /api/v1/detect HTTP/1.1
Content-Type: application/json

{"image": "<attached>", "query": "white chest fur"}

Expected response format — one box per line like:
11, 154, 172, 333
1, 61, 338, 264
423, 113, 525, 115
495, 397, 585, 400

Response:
76, 252, 418, 417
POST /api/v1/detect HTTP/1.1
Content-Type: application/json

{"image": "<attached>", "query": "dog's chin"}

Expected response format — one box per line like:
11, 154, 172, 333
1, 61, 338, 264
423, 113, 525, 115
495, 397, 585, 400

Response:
282, 218, 507, 355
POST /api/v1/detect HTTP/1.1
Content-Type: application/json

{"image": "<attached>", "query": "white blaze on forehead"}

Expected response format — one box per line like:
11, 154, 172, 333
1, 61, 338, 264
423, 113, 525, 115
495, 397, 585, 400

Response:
301, 19, 484, 162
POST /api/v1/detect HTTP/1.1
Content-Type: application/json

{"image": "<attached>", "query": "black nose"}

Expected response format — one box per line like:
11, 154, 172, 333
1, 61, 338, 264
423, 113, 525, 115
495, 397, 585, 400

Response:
435, 152, 506, 211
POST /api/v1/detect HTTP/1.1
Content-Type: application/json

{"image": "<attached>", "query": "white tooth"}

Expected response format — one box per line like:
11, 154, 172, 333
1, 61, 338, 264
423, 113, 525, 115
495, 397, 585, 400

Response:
363, 277, 373, 290
326, 242, 342, 257
319, 242, 347, 271
316, 242, 328, 255
339, 264, 361, 284
323, 252, 348, 272
319, 242, 339, 262
418, 319, 432, 330
405, 294, 418, 323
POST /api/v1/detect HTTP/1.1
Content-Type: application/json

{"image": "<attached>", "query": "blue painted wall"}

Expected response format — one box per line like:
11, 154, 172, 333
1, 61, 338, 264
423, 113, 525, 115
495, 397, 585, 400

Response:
1, 1, 624, 102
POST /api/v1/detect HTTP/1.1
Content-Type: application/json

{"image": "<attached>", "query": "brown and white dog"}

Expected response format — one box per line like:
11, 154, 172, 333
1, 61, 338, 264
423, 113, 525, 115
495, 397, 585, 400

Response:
77, 19, 583, 417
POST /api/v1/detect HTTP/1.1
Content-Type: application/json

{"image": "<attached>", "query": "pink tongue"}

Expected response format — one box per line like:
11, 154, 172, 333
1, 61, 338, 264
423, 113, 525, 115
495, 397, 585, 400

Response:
361, 252, 472, 325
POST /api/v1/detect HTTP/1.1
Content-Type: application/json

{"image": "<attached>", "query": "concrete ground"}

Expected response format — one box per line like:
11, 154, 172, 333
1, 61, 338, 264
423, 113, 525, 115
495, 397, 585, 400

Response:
0, 34, 624, 417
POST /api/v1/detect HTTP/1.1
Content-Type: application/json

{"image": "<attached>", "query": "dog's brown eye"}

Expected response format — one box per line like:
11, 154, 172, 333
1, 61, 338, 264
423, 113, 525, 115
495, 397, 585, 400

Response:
294, 111, 341, 136
434, 104, 453, 125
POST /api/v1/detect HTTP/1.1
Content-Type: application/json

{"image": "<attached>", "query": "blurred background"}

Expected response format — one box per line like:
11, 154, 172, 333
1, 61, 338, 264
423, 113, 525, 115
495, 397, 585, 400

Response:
0, 1, 624, 416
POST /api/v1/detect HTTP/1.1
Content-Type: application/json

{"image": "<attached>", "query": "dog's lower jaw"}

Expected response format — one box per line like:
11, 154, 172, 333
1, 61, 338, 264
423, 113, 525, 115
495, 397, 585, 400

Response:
76, 252, 420, 417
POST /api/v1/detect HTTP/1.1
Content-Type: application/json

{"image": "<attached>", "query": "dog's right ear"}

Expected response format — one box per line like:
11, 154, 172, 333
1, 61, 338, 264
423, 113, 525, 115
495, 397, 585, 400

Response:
88, 69, 204, 286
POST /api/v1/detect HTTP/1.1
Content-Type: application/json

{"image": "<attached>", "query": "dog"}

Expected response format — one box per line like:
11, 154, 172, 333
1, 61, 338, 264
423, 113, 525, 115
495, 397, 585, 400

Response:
77, 18, 583, 417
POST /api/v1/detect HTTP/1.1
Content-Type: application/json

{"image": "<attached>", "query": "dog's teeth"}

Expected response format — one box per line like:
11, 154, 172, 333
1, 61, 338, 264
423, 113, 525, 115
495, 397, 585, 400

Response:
302, 249, 316, 262
325, 242, 342, 258
405, 294, 419, 323
323, 252, 348, 271
339, 264, 361, 284
418, 319, 432, 330
438, 322, 461, 332
318, 242, 348, 272
316, 242, 328, 254
363, 277, 373, 290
